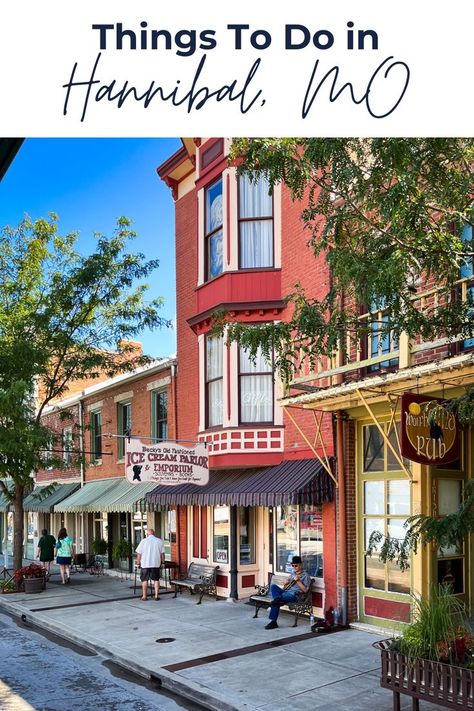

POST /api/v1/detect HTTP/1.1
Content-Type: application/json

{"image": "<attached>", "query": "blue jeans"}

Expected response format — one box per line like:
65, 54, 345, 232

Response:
268, 583, 299, 621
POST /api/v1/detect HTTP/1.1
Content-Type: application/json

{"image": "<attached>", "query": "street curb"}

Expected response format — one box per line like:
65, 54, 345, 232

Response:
0, 598, 250, 711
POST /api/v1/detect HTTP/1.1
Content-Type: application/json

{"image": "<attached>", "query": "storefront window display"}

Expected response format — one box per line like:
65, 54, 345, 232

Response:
239, 507, 255, 565
275, 504, 323, 576
132, 512, 147, 549
213, 505, 229, 564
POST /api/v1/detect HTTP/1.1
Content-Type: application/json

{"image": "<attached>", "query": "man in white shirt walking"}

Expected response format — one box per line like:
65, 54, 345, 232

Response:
135, 529, 165, 601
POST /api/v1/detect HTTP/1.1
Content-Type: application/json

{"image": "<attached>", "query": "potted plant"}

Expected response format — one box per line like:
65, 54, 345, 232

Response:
13, 563, 47, 593
0, 580, 17, 594
112, 538, 133, 579
374, 585, 474, 710
91, 538, 108, 556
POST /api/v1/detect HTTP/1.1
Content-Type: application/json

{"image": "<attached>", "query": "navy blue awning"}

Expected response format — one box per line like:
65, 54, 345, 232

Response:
146, 459, 334, 507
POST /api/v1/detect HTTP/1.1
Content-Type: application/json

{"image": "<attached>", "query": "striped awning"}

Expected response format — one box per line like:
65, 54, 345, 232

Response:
54, 479, 161, 513
146, 459, 334, 507
54, 479, 121, 513
23, 483, 81, 513
0, 481, 15, 512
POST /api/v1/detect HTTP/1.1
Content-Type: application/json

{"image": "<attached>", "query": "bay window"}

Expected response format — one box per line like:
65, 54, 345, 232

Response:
206, 336, 223, 427
205, 177, 223, 280
239, 345, 273, 424
238, 174, 273, 268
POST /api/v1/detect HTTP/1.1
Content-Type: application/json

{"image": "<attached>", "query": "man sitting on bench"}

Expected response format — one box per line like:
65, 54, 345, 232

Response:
265, 556, 311, 630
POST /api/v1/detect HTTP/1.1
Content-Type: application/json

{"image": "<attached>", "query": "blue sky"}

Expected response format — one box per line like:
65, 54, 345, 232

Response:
0, 138, 181, 357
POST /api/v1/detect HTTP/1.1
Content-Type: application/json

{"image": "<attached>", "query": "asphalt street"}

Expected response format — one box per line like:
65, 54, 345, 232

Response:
0, 613, 203, 711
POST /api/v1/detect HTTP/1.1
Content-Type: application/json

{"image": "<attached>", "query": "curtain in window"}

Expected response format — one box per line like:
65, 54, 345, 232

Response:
207, 337, 223, 426
240, 346, 272, 422
239, 175, 273, 268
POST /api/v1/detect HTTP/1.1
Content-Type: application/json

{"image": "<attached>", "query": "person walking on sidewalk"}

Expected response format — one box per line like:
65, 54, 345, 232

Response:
265, 556, 311, 629
36, 529, 56, 577
135, 529, 165, 601
55, 527, 75, 585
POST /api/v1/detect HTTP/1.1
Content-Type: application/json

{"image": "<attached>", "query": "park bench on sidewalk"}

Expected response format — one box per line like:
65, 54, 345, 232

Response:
172, 562, 219, 604
250, 573, 313, 627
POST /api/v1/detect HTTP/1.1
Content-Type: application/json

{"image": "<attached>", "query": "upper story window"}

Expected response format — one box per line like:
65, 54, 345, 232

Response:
205, 178, 223, 281
206, 336, 223, 427
117, 402, 131, 460
152, 390, 168, 442
367, 300, 398, 371
90, 410, 102, 463
63, 427, 73, 466
239, 346, 273, 423
238, 174, 273, 269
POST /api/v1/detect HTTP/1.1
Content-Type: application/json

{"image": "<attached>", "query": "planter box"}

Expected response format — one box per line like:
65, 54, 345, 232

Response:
374, 638, 474, 710
23, 577, 45, 594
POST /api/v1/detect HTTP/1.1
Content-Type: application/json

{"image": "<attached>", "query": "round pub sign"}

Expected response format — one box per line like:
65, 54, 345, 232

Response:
401, 393, 459, 466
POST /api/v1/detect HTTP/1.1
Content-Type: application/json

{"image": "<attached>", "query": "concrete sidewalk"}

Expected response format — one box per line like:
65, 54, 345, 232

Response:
0, 571, 438, 710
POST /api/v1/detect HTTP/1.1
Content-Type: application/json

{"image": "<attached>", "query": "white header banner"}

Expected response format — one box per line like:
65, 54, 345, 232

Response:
125, 439, 209, 486
0, 1, 471, 136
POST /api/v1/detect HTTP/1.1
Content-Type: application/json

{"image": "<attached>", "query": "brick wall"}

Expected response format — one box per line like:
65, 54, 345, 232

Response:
337, 418, 358, 621
36, 405, 81, 483
175, 187, 199, 444
83, 367, 175, 481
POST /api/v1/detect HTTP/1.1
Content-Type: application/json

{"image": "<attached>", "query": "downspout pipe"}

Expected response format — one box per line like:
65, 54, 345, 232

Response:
336, 411, 348, 626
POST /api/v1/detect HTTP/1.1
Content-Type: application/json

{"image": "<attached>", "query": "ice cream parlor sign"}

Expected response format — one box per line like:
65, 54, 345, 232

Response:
401, 393, 459, 466
125, 439, 209, 485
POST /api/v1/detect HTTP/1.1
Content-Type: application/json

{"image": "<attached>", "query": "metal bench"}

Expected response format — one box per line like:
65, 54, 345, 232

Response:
172, 562, 219, 604
250, 573, 313, 627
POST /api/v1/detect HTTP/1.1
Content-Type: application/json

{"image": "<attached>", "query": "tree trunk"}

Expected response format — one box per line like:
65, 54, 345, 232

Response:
13, 482, 25, 571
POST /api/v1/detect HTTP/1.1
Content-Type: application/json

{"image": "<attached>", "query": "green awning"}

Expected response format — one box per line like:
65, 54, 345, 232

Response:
0, 481, 15, 512
23, 483, 81, 513
54, 479, 121, 513
53, 479, 161, 513
101, 482, 161, 513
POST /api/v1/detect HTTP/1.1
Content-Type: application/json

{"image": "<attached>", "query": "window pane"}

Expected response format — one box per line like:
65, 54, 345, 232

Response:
209, 229, 223, 279
437, 558, 464, 594
364, 481, 384, 514
460, 224, 473, 279
240, 374, 272, 423
208, 380, 223, 427
207, 337, 223, 379
438, 479, 462, 515
363, 425, 384, 472
365, 554, 385, 590
239, 507, 255, 565
388, 518, 407, 543
387, 426, 404, 470
387, 480, 410, 515
213, 506, 229, 564
275, 505, 298, 573
388, 559, 410, 594
300, 505, 323, 577
239, 346, 272, 373
239, 175, 272, 218
240, 221, 273, 268
206, 178, 222, 233
365, 518, 384, 550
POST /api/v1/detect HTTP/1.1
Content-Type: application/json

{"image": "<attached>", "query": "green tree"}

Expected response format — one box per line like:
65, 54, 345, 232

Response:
0, 215, 168, 570
225, 138, 474, 384
224, 138, 474, 562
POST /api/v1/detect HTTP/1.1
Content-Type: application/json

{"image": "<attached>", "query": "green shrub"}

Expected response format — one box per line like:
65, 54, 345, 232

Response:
91, 538, 108, 555
112, 538, 133, 561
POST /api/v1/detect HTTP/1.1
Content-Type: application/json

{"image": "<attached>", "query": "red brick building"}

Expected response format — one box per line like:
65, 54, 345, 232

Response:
24, 357, 177, 568
156, 138, 336, 613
